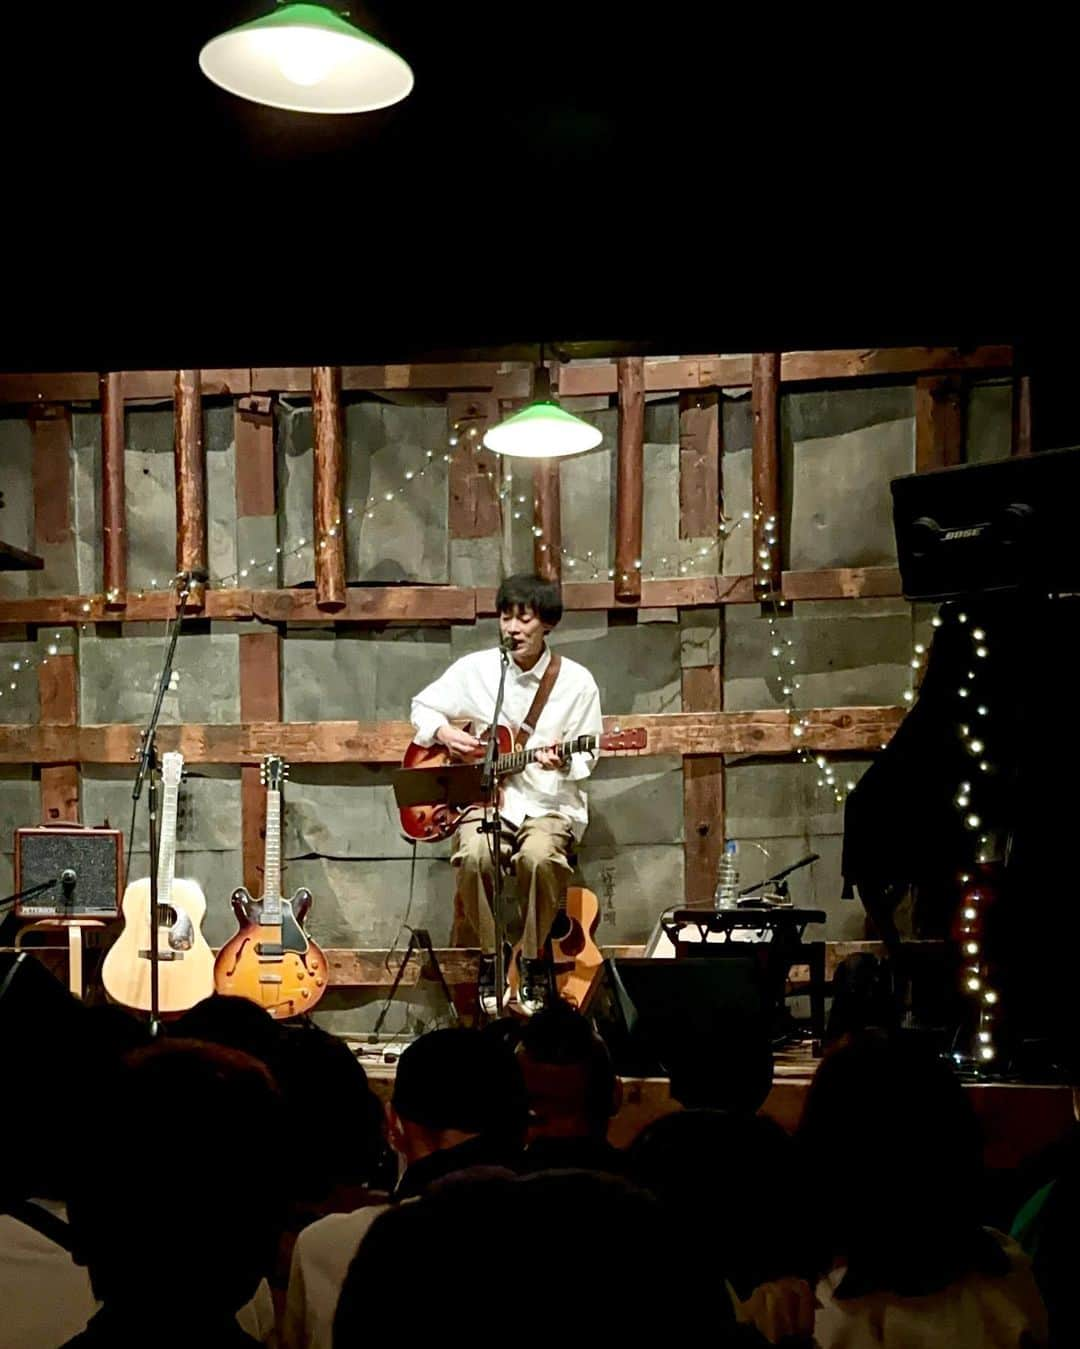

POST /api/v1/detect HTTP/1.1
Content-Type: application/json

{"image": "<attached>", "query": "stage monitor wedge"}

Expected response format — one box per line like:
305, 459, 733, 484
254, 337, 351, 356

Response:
891, 445, 1080, 601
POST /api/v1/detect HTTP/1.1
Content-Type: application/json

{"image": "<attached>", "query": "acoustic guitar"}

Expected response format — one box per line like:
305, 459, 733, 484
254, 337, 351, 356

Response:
213, 756, 328, 1019
398, 726, 648, 842
102, 751, 215, 1013
506, 885, 604, 1011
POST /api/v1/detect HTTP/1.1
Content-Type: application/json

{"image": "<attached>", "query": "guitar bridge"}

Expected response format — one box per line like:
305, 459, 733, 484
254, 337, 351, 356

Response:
138, 950, 182, 961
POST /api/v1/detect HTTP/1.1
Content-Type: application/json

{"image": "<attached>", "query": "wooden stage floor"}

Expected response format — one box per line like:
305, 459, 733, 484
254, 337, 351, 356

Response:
347, 1038, 1076, 1170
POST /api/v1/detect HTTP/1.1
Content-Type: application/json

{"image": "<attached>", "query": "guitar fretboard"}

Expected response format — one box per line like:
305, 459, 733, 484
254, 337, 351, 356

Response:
494, 734, 596, 776
263, 789, 282, 922
156, 778, 180, 919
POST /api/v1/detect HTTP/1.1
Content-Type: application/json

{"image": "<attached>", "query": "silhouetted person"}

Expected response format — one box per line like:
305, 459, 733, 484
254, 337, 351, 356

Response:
799, 1032, 1047, 1348
65, 1039, 288, 1348
628, 1107, 815, 1342
283, 1027, 526, 1349
515, 1001, 623, 1172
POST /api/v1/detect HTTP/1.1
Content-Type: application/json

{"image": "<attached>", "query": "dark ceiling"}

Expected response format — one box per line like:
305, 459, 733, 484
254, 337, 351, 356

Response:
0, 4, 1058, 367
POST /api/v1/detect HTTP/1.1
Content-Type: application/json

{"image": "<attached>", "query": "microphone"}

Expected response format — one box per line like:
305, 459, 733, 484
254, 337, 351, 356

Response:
499, 633, 517, 654
60, 868, 77, 887
175, 568, 210, 584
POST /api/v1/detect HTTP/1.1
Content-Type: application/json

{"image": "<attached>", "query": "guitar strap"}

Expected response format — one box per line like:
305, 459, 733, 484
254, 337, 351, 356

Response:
1, 1200, 75, 1252
514, 652, 562, 750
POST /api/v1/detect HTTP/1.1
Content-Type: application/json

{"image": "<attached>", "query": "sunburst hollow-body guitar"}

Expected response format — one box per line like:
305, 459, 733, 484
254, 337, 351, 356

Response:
213, 756, 328, 1019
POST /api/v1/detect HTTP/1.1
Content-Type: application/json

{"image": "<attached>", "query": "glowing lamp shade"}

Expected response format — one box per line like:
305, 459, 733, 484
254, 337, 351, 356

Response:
482, 401, 603, 460
199, 4, 414, 114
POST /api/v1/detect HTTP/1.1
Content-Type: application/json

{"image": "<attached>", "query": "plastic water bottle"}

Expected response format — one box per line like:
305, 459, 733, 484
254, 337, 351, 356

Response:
714, 839, 740, 909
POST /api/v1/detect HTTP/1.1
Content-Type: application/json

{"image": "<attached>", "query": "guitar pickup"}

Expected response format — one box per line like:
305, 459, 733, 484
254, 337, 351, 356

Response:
254, 942, 284, 957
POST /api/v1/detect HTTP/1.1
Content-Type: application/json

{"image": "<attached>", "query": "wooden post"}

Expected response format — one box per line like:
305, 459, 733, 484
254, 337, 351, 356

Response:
174, 369, 207, 608
915, 375, 964, 471
679, 390, 721, 542
1011, 374, 1032, 457
239, 630, 281, 894
30, 404, 73, 559
447, 392, 501, 538
533, 460, 562, 582
311, 367, 347, 610
100, 372, 127, 606
614, 357, 644, 602
37, 639, 80, 823
751, 353, 782, 599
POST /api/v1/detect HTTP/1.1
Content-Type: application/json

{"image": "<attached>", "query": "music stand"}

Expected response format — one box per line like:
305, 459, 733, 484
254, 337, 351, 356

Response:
390, 762, 487, 813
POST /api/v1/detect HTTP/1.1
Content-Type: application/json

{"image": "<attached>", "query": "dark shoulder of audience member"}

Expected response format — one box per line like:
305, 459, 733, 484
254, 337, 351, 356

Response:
515, 1002, 624, 1173
797, 1029, 1003, 1297
65, 1038, 288, 1345
333, 1167, 761, 1345
630, 1107, 813, 1297
389, 1027, 527, 1195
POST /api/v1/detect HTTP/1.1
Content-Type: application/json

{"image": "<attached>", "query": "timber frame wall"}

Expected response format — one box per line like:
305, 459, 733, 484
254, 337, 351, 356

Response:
0, 348, 1027, 916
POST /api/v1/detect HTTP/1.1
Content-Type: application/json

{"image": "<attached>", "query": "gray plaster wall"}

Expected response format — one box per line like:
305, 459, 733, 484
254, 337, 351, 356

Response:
0, 379, 1015, 1033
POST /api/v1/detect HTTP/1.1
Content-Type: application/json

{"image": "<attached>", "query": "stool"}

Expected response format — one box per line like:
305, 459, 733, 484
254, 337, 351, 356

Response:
15, 918, 108, 999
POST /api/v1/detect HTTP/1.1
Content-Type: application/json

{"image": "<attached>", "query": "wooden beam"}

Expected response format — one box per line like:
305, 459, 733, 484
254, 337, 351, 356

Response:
1012, 374, 1032, 457
0, 567, 902, 627
915, 375, 965, 472
250, 586, 475, 624
614, 357, 645, 602
446, 393, 501, 539
751, 353, 782, 598
37, 646, 79, 823
0, 350, 1015, 410
239, 631, 281, 894
679, 390, 721, 541
100, 372, 127, 606
174, 370, 207, 608
681, 661, 725, 908
533, 460, 562, 583
30, 405, 73, 552
311, 367, 347, 611
0, 706, 905, 765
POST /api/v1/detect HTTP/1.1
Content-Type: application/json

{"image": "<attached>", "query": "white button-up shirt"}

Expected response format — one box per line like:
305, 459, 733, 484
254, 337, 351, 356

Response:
410, 645, 603, 839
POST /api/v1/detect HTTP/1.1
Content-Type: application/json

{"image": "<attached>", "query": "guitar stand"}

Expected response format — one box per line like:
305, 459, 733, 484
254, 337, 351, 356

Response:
371, 927, 459, 1037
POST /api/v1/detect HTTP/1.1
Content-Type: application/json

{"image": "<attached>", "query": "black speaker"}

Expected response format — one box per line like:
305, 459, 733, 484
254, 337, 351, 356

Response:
891, 445, 1080, 601
582, 957, 772, 1108
14, 827, 123, 918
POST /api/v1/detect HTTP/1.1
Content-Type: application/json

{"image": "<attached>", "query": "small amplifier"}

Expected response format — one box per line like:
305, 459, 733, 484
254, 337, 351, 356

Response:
14, 826, 124, 919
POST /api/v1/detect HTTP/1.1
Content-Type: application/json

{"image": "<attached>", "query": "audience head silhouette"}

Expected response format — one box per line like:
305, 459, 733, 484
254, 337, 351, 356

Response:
67, 1039, 288, 1336
388, 1027, 527, 1168
516, 1001, 619, 1143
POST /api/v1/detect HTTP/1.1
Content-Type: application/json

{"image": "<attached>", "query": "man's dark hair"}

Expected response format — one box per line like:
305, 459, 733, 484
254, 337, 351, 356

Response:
391, 1027, 527, 1142
518, 1001, 616, 1127
495, 573, 562, 626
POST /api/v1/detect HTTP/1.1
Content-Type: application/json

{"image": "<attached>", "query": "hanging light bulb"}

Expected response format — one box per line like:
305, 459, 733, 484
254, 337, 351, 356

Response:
483, 354, 603, 460
199, 3, 414, 114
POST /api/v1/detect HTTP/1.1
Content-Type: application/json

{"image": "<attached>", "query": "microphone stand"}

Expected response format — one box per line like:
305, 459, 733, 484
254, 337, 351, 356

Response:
481, 642, 512, 1015
131, 574, 192, 1036
737, 852, 820, 901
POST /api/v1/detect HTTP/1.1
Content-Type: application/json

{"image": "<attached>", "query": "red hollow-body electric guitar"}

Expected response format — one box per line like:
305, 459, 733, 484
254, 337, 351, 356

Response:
397, 725, 647, 842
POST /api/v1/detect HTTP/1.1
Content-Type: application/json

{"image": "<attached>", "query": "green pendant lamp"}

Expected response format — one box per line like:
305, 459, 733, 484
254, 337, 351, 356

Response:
199, 3, 414, 114
482, 356, 604, 460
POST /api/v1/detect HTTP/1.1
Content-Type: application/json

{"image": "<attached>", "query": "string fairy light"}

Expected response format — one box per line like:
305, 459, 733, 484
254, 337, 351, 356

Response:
940, 608, 1001, 1069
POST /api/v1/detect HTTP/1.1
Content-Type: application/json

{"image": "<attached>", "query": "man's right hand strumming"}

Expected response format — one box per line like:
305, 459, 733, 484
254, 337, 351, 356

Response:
435, 724, 483, 757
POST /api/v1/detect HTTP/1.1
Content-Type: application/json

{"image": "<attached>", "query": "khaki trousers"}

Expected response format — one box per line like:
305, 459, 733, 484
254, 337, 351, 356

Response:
450, 813, 574, 959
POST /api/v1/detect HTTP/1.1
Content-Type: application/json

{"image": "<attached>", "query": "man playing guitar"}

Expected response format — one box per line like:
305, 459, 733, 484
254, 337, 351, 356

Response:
410, 574, 603, 1016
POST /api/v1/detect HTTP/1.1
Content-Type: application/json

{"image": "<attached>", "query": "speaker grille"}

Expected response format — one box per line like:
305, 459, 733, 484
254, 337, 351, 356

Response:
15, 829, 122, 917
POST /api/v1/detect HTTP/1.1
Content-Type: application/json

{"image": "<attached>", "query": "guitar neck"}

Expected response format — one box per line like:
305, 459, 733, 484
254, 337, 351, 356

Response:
494, 734, 595, 776
156, 778, 180, 913
263, 789, 282, 923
